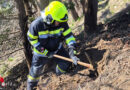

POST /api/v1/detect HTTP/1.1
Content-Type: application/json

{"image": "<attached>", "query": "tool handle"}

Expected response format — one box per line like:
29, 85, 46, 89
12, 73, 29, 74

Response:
54, 54, 94, 70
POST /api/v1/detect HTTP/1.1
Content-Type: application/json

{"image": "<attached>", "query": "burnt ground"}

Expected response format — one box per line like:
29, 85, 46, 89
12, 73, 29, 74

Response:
2, 9, 130, 90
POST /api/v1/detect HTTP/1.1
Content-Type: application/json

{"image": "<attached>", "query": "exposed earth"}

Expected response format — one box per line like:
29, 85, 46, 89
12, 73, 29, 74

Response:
0, 0, 130, 90
1, 7, 129, 90
37, 9, 130, 90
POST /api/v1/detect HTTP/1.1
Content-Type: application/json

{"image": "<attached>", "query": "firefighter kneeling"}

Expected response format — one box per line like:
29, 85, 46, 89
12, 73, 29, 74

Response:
27, 1, 79, 90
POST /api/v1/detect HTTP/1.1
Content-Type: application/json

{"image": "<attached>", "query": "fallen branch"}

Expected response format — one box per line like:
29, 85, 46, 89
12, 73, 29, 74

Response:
0, 48, 24, 59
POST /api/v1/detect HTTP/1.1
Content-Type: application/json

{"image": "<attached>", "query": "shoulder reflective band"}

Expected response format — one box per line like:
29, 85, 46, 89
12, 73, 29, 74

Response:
49, 28, 63, 34
63, 28, 71, 36
38, 28, 64, 35
38, 30, 49, 35
27, 31, 38, 39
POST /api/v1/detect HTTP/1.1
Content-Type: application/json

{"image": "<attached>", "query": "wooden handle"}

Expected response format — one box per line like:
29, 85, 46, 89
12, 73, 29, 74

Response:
54, 54, 94, 70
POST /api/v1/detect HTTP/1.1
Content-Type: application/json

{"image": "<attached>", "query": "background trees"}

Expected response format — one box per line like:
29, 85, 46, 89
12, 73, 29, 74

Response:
14, 0, 32, 69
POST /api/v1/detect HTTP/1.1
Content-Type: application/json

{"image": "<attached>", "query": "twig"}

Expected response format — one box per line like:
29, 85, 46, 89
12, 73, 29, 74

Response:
8, 31, 21, 35
0, 48, 24, 58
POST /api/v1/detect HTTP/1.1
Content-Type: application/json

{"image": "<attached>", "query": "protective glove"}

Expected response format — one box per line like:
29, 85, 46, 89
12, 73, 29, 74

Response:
69, 45, 80, 65
70, 55, 80, 65
47, 51, 55, 58
47, 49, 59, 58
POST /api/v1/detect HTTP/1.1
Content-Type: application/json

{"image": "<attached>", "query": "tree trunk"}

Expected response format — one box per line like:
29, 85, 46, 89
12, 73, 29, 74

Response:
15, 0, 32, 70
36, 0, 49, 10
69, 0, 79, 21
73, 0, 83, 17
35, 0, 49, 15
24, 0, 32, 17
81, 0, 98, 36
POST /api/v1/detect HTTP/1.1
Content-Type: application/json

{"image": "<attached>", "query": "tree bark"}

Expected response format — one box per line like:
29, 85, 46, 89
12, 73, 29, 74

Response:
34, 0, 49, 15
15, 0, 32, 70
24, 0, 32, 17
73, 0, 83, 17
81, 0, 98, 36
36, 0, 49, 10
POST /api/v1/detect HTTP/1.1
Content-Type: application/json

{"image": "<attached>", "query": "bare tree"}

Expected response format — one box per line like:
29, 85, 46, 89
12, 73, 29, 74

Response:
14, 0, 51, 70
73, 0, 83, 17
15, 0, 33, 70
68, 0, 79, 21
36, 0, 49, 11
81, 0, 98, 37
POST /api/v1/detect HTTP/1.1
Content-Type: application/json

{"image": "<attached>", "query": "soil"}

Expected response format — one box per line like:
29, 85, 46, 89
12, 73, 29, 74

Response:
4, 8, 128, 90
0, 2, 130, 90
35, 10, 130, 90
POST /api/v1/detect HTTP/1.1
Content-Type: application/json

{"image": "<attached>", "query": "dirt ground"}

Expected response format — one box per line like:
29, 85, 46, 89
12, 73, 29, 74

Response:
39, 10, 130, 90
0, 1, 130, 90
18, 8, 129, 90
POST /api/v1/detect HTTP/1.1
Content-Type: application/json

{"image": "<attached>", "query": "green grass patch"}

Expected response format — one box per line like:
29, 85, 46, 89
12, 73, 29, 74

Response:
8, 57, 14, 61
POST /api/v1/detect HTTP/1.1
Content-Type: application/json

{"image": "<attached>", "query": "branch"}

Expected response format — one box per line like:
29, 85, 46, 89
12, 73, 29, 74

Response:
0, 48, 24, 59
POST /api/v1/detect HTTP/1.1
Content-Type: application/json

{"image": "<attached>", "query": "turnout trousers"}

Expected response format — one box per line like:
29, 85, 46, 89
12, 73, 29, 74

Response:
27, 46, 71, 90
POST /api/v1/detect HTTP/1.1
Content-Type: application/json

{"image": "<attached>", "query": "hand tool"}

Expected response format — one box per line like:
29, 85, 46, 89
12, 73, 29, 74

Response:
54, 54, 94, 71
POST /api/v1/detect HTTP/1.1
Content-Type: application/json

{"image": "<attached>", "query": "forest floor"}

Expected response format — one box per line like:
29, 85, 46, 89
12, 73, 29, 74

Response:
0, 0, 130, 90
1, 6, 129, 90
35, 8, 130, 90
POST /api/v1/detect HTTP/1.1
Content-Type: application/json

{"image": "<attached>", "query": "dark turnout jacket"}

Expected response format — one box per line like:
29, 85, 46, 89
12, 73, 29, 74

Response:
27, 17, 76, 57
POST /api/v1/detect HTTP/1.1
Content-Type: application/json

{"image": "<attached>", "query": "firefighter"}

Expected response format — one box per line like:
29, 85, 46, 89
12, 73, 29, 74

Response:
27, 1, 79, 90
